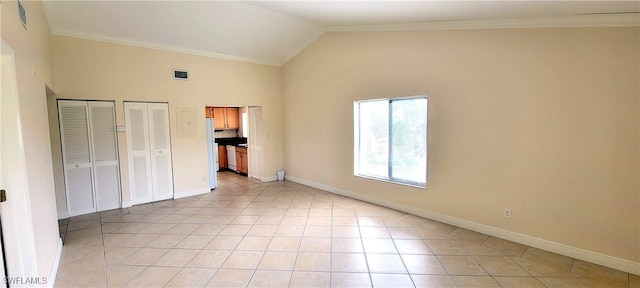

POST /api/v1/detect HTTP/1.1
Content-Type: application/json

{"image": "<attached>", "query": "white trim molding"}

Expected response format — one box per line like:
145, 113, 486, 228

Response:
285, 175, 640, 275
47, 238, 63, 288
262, 176, 278, 182
50, 30, 282, 67
48, 13, 637, 68
326, 14, 640, 32
173, 188, 210, 200
121, 201, 133, 209
56, 211, 69, 220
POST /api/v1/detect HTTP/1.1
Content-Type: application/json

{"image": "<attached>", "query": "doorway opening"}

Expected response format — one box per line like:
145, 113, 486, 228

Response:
205, 105, 264, 187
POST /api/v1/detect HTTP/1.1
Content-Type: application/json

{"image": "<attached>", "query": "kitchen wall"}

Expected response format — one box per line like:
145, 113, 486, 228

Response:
50, 35, 283, 209
281, 28, 639, 269
214, 129, 239, 138
1, 0, 61, 280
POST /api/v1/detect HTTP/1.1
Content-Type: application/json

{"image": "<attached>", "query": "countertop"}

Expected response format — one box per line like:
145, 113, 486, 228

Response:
215, 137, 247, 147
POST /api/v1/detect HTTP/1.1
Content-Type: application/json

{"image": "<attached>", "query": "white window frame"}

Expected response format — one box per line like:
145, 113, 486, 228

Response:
354, 95, 428, 188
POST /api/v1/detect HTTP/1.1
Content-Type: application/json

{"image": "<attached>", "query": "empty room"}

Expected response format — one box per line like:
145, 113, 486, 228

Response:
1, 0, 638, 287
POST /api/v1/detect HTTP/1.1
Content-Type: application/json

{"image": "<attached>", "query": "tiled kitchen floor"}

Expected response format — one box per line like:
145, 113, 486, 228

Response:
56, 171, 638, 287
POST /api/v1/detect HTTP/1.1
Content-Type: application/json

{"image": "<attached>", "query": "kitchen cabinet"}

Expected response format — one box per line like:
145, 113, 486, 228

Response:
225, 108, 239, 129
213, 107, 239, 129
205, 107, 214, 118
213, 108, 225, 128
236, 147, 248, 174
218, 145, 227, 169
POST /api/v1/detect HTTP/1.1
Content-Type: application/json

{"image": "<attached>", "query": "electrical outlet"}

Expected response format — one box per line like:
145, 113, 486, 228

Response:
504, 208, 512, 219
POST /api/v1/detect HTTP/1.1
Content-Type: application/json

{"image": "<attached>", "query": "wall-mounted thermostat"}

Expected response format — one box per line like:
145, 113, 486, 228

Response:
173, 69, 188, 80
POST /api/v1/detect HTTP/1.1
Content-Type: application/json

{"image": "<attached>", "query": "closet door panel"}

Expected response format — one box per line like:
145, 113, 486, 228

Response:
125, 103, 154, 204
89, 102, 121, 211
66, 167, 95, 216
58, 100, 96, 216
94, 165, 120, 210
148, 103, 173, 201
132, 156, 150, 199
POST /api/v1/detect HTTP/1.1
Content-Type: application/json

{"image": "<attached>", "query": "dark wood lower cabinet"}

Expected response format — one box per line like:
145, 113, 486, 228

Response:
218, 145, 227, 169
236, 147, 248, 174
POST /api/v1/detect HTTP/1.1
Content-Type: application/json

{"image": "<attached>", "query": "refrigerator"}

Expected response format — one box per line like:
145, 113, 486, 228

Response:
206, 119, 218, 189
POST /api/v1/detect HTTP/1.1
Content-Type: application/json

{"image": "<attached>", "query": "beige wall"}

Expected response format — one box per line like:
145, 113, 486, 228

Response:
282, 28, 639, 263
50, 36, 283, 207
1, 0, 61, 278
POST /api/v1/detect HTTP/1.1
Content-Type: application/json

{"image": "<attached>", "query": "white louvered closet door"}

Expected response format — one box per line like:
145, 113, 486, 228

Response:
88, 102, 121, 211
148, 103, 174, 201
125, 102, 173, 205
59, 100, 95, 216
125, 103, 154, 205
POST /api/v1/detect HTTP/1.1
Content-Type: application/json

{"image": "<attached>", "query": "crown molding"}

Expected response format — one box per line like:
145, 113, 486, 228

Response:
50, 29, 282, 67
325, 14, 640, 32
50, 13, 638, 67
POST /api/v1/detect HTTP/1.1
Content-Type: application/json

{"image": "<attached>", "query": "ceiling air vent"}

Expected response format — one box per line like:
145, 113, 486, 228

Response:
173, 69, 188, 80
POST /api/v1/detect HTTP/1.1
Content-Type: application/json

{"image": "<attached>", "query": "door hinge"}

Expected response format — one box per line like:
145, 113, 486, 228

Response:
0, 190, 6, 202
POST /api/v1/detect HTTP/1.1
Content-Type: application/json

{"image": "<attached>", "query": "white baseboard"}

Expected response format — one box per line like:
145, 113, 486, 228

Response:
47, 238, 63, 287
173, 188, 210, 199
286, 175, 640, 276
263, 176, 278, 182
121, 201, 133, 208
57, 211, 69, 220
99, 204, 121, 212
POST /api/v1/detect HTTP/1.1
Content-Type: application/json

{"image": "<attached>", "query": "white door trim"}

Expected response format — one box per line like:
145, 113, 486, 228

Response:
0, 38, 39, 282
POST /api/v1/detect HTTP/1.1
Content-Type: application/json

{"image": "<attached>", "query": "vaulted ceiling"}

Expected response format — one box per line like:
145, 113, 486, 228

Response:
43, 1, 639, 66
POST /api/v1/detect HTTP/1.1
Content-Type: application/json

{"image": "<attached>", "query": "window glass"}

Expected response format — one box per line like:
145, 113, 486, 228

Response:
354, 96, 427, 187
358, 101, 389, 178
390, 98, 427, 185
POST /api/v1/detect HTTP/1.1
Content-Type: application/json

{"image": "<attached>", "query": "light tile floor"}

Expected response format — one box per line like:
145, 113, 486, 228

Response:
56, 171, 639, 287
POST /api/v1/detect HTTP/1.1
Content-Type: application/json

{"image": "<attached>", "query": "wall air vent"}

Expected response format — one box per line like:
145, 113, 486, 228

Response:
173, 69, 188, 80
18, 0, 27, 30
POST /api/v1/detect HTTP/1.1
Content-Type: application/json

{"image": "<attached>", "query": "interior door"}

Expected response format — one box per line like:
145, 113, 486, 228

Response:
249, 106, 264, 180
0, 38, 38, 283
148, 103, 173, 201
124, 102, 154, 204
88, 102, 121, 211
125, 102, 173, 204
58, 100, 96, 216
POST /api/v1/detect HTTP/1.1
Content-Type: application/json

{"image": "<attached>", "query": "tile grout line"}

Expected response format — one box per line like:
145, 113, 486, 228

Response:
98, 211, 109, 287
238, 180, 285, 287
327, 196, 334, 288
384, 218, 420, 288
354, 206, 378, 287
61, 173, 634, 287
